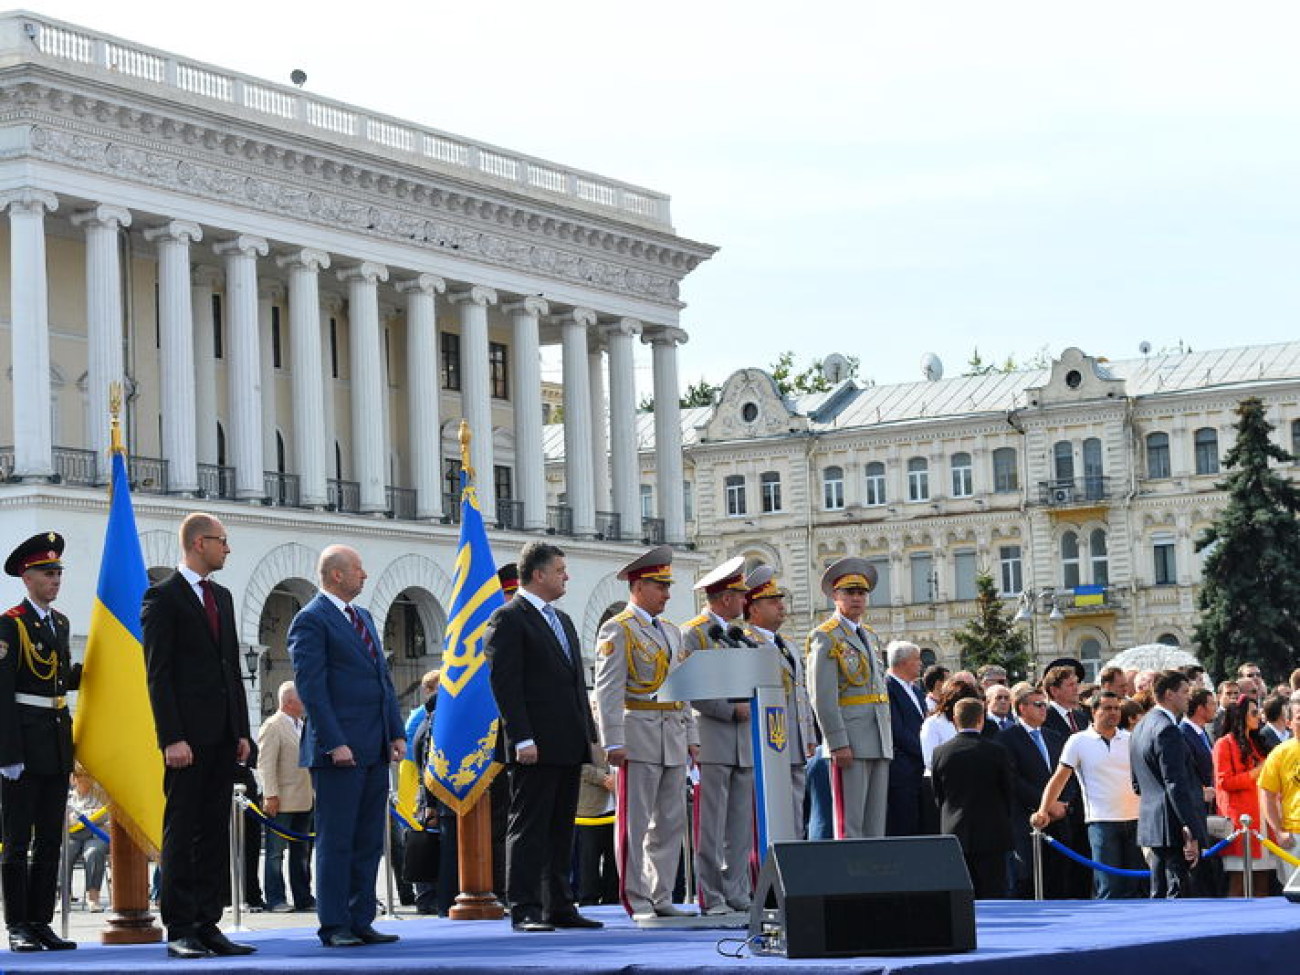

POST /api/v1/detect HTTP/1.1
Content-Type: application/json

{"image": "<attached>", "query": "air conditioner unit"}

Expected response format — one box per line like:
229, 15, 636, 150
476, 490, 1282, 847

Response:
1051, 485, 1075, 504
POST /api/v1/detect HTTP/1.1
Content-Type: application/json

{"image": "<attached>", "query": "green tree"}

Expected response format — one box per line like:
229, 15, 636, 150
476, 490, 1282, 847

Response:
768, 351, 860, 395
962, 346, 1050, 376
952, 573, 1031, 679
1193, 396, 1300, 681
638, 376, 720, 412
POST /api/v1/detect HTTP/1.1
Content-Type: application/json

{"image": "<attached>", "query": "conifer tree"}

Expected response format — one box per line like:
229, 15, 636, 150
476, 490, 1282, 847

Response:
1193, 397, 1300, 681
952, 573, 1031, 679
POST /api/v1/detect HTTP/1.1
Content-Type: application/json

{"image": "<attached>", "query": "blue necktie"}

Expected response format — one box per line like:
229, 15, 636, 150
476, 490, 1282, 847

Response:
1030, 727, 1051, 769
542, 603, 574, 666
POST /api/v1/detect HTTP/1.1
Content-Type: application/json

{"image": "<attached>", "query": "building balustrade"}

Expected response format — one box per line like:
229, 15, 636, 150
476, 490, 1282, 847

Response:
641, 516, 665, 545
386, 486, 417, 521
1038, 476, 1112, 506
128, 455, 169, 494
264, 471, 301, 507
595, 510, 621, 541
495, 498, 525, 531
197, 463, 236, 500
328, 478, 361, 514
547, 504, 573, 537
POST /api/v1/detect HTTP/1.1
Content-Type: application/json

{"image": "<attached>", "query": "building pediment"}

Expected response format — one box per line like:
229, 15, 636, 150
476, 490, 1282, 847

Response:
700, 369, 807, 442
1024, 347, 1127, 408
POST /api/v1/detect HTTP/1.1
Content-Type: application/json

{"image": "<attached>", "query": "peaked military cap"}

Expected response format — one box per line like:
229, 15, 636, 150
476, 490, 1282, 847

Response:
820, 557, 877, 599
5, 531, 65, 577
694, 555, 747, 595
618, 545, 674, 584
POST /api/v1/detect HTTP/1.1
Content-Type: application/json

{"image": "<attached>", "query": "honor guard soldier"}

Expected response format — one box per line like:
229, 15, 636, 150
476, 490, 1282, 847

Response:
740, 565, 817, 837
496, 562, 520, 599
681, 556, 756, 915
0, 533, 80, 952
593, 546, 698, 921
806, 558, 893, 839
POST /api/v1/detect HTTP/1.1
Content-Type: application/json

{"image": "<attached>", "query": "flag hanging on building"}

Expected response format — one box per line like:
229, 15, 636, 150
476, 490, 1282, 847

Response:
1074, 584, 1105, 607
72, 429, 165, 854
427, 422, 504, 813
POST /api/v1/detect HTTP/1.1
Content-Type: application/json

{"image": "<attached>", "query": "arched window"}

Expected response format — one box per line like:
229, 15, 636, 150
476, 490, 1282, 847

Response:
1194, 427, 1220, 475
950, 452, 973, 497
1157, 633, 1181, 647
1079, 637, 1103, 681
822, 466, 844, 510
1146, 432, 1170, 479
1090, 528, 1109, 586
1082, 437, 1103, 499
907, 457, 929, 501
864, 462, 886, 506
1061, 531, 1080, 589
992, 447, 1018, 492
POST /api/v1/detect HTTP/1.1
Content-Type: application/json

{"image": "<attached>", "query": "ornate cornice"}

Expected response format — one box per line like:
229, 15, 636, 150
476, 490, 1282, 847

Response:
2, 80, 712, 307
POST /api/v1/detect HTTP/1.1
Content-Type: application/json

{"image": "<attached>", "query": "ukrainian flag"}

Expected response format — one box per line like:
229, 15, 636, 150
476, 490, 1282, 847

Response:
72, 448, 164, 854
426, 440, 504, 813
1074, 584, 1105, 607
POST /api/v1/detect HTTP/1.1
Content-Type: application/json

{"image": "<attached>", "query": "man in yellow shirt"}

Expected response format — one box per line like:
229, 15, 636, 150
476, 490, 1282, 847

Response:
1259, 690, 1300, 850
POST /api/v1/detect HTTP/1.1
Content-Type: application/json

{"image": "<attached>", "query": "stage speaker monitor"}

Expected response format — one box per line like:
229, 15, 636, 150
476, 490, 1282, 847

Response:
748, 836, 975, 958
1285, 865, 1300, 903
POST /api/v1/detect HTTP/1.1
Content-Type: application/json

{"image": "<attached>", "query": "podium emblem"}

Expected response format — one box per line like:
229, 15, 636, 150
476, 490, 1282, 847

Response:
765, 706, 788, 753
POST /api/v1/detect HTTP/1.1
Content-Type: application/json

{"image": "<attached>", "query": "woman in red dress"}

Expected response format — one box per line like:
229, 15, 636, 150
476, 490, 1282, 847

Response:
1213, 699, 1272, 897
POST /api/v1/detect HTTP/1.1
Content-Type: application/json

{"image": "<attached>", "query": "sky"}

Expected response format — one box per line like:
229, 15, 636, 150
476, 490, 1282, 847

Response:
25, 1, 1300, 394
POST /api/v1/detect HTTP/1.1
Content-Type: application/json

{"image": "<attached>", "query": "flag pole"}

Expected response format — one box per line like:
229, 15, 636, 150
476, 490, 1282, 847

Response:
99, 383, 163, 945
448, 420, 505, 921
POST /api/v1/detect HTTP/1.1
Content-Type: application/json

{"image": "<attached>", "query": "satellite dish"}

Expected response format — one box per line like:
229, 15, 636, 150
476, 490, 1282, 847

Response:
822, 353, 851, 384
1139, 341, 1151, 355
290, 69, 307, 88
920, 352, 943, 382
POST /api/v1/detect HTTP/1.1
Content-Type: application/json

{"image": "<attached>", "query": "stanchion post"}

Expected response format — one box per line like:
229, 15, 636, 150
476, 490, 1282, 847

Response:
382, 791, 399, 920
682, 774, 696, 904
60, 815, 72, 939
229, 784, 246, 930
1031, 829, 1045, 901
1241, 815, 1254, 899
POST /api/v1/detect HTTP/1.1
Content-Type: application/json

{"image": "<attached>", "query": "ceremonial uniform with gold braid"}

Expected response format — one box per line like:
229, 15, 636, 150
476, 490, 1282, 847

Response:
593, 605, 696, 916
806, 614, 893, 838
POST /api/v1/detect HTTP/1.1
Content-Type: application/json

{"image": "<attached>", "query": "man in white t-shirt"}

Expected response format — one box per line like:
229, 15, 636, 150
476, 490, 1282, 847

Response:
1031, 691, 1144, 898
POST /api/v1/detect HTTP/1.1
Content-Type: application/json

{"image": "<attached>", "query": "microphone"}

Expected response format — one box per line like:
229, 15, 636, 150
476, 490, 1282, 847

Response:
707, 623, 738, 647
727, 625, 757, 647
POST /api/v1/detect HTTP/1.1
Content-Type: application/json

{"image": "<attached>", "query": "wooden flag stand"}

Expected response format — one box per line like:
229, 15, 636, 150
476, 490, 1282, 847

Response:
101, 809, 163, 944
449, 791, 504, 920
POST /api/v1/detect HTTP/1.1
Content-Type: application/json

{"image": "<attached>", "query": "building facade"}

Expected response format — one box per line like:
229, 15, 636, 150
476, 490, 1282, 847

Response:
547, 343, 1300, 678
0, 14, 713, 718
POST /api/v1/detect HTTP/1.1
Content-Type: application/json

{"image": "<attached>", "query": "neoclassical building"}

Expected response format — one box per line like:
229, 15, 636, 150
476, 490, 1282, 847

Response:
0, 14, 713, 717
547, 343, 1300, 678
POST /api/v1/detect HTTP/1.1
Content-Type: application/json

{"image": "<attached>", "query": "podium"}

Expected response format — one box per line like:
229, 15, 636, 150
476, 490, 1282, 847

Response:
657, 646, 797, 854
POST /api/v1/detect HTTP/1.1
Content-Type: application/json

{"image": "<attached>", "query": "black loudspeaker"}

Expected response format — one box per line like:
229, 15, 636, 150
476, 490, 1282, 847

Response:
1284, 865, 1300, 903
748, 837, 976, 958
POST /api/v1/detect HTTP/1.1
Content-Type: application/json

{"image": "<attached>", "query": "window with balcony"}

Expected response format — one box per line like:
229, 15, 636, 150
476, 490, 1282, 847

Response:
489, 342, 509, 400
1153, 532, 1177, 585
999, 545, 1023, 595
494, 465, 513, 502
867, 557, 891, 606
953, 549, 977, 600
993, 447, 1019, 492
1090, 528, 1109, 586
441, 331, 461, 391
1082, 437, 1103, 498
864, 462, 886, 506
725, 475, 747, 516
1194, 427, 1219, 475
1061, 531, 1081, 589
640, 484, 654, 519
907, 457, 929, 501
951, 452, 973, 497
1053, 440, 1074, 482
823, 466, 844, 510
1146, 431, 1170, 479
761, 471, 783, 513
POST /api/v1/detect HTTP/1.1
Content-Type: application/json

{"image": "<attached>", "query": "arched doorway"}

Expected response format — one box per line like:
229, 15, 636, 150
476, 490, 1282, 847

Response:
382, 587, 447, 712
257, 578, 316, 718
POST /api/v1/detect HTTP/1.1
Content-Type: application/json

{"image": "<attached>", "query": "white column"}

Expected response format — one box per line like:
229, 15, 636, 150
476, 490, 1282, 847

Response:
602, 318, 642, 540
645, 326, 689, 544
3, 190, 58, 478
379, 302, 398, 488
397, 275, 446, 520
560, 308, 597, 537
277, 249, 330, 507
506, 297, 548, 531
448, 285, 499, 522
213, 235, 269, 500
190, 265, 222, 467
71, 204, 131, 481
320, 293, 343, 484
258, 283, 283, 473
144, 221, 203, 494
338, 262, 390, 513
588, 341, 611, 516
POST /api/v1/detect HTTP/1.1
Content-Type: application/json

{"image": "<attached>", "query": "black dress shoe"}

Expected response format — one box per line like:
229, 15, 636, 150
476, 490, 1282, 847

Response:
199, 931, 257, 956
8, 925, 43, 953
511, 913, 555, 932
548, 912, 604, 930
28, 923, 77, 950
321, 931, 365, 948
355, 927, 400, 945
166, 937, 214, 959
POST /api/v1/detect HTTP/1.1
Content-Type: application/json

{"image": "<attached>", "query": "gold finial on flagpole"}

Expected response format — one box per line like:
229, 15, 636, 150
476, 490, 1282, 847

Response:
109, 382, 125, 455
458, 419, 473, 479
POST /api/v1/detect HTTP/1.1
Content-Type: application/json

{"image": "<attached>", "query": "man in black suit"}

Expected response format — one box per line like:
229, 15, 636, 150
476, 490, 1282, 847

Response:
486, 542, 601, 933
1039, 662, 1092, 897
998, 682, 1071, 898
885, 640, 928, 836
1130, 669, 1207, 898
932, 699, 1014, 898
142, 513, 255, 959
1180, 687, 1225, 897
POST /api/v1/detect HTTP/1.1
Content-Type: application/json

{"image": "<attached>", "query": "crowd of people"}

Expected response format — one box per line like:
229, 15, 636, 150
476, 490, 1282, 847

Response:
6, 519, 1300, 956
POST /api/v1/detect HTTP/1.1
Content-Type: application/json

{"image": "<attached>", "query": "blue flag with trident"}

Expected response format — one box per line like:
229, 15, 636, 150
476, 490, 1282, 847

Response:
427, 421, 505, 813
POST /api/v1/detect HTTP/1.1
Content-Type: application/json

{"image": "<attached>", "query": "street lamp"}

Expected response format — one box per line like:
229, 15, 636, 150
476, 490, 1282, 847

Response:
243, 645, 264, 687
1015, 587, 1063, 675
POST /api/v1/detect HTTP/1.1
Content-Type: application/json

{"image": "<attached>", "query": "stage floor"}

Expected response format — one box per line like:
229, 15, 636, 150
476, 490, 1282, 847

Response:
3, 899, 1298, 974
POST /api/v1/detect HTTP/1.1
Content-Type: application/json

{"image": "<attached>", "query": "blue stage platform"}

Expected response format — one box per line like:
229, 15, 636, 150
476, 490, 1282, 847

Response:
2, 899, 1298, 974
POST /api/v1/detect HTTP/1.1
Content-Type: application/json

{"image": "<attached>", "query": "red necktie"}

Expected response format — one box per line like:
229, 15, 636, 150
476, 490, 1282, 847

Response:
198, 579, 220, 641
346, 605, 378, 661
1068, 710, 1079, 733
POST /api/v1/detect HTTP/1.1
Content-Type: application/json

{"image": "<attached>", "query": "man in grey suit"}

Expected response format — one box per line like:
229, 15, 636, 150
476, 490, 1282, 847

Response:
1130, 669, 1207, 898
806, 558, 893, 838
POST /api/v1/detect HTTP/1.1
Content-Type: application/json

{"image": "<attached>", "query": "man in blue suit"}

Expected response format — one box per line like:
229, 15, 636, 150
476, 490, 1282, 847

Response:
885, 640, 928, 836
289, 545, 405, 947
1130, 669, 1207, 898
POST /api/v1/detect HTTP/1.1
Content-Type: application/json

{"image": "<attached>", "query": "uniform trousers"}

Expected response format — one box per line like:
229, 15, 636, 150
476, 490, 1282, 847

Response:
830, 757, 890, 838
616, 760, 688, 914
788, 763, 808, 839
1, 771, 67, 926
693, 763, 754, 911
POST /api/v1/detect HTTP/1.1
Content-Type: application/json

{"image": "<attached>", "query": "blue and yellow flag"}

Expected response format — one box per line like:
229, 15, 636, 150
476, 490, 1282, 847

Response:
72, 433, 165, 854
427, 424, 504, 813
1074, 584, 1105, 607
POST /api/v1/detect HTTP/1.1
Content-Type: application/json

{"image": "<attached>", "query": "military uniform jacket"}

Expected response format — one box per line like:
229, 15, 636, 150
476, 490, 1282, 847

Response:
743, 623, 816, 767
594, 605, 697, 766
0, 599, 80, 774
806, 615, 893, 760
682, 613, 753, 767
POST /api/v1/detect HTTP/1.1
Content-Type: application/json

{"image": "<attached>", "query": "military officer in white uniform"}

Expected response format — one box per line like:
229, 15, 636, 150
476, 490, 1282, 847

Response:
680, 556, 754, 915
806, 558, 893, 838
740, 565, 817, 837
593, 547, 698, 921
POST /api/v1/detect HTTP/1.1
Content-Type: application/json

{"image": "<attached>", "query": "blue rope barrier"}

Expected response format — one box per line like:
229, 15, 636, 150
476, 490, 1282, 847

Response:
1039, 830, 1237, 878
76, 813, 110, 845
238, 800, 316, 842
